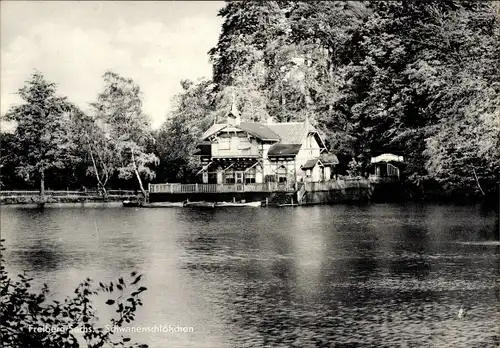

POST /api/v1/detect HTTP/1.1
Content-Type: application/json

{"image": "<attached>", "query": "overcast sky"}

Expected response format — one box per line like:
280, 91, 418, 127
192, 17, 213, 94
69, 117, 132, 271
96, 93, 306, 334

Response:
1, 1, 224, 129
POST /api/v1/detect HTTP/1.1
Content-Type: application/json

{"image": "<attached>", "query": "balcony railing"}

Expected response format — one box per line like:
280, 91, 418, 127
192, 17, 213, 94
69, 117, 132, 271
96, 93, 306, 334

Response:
149, 179, 371, 194
149, 182, 296, 194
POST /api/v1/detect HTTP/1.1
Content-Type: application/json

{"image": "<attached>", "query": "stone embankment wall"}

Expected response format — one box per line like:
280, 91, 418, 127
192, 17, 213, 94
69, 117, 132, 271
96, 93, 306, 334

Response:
301, 187, 372, 205
300, 180, 373, 205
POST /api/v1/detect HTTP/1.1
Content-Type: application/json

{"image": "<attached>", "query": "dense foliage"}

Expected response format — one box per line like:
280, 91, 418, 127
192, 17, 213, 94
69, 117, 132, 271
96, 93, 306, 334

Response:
1, 1, 499, 200
90, 72, 159, 197
158, 0, 499, 199
1, 71, 158, 195
0, 240, 148, 348
2, 72, 76, 195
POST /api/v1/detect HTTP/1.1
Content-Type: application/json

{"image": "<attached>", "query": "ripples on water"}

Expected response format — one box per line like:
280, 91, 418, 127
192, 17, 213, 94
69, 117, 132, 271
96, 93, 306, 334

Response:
1, 203, 499, 347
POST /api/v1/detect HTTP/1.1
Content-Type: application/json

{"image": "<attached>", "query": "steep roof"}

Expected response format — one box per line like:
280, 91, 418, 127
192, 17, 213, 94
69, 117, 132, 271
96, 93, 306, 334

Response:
370, 153, 404, 163
200, 122, 279, 141
201, 124, 227, 140
265, 122, 310, 144
238, 122, 280, 141
301, 159, 318, 170
200, 120, 326, 150
267, 144, 302, 157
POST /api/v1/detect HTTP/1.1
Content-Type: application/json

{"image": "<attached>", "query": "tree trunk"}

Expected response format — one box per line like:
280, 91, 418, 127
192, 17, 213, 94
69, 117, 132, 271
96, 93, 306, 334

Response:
473, 168, 486, 196
97, 182, 108, 200
88, 146, 108, 199
40, 169, 45, 196
134, 168, 147, 199
39, 169, 46, 207
101, 186, 108, 198
131, 150, 147, 200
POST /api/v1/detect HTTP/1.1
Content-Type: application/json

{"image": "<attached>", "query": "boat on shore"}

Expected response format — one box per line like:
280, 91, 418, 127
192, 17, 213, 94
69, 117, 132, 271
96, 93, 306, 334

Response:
124, 200, 261, 208
122, 200, 143, 207
215, 201, 261, 207
276, 203, 299, 207
184, 201, 215, 208
143, 202, 185, 208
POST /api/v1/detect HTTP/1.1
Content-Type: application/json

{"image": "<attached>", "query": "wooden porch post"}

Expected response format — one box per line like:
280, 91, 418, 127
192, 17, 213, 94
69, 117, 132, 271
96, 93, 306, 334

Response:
294, 157, 297, 184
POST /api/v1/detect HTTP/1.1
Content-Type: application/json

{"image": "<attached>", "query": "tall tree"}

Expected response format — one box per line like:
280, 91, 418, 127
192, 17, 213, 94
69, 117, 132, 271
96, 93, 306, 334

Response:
423, 2, 500, 197
424, 88, 500, 197
70, 106, 116, 196
156, 79, 215, 182
3, 71, 75, 200
210, 1, 369, 146
92, 71, 158, 198
209, 0, 499, 198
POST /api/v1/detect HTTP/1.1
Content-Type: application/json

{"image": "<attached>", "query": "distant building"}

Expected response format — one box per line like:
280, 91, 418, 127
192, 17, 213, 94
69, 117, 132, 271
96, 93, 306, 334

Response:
194, 107, 338, 185
369, 153, 404, 182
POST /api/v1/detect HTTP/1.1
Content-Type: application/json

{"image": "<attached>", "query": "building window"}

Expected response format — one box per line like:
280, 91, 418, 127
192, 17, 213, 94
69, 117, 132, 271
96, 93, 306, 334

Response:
225, 172, 235, 184
245, 172, 256, 184
277, 165, 287, 183
235, 172, 244, 184
208, 173, 217, 184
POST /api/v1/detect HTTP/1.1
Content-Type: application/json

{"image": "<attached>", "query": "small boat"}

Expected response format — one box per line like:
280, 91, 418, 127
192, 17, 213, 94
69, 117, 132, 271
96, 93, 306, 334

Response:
143, 202, 184, 208
122, 200, 142, 207
216, 201, 261, 207
184, 201, 215, 208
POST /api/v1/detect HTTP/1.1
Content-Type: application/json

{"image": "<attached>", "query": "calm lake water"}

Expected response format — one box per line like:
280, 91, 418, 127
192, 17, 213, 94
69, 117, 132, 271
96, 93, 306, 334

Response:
1, 203, 499, 348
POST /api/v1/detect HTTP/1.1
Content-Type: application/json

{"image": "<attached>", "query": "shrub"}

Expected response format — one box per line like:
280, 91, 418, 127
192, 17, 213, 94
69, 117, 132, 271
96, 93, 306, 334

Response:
0, 239, 148, 348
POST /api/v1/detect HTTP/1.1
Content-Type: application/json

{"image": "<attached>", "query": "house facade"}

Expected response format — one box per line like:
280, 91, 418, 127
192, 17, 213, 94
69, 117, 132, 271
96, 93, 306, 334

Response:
194, 109, 338, 185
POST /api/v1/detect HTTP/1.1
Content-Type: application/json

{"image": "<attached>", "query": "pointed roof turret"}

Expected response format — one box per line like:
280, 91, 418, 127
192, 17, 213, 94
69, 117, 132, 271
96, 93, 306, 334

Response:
227, 90, 240, 118
226, 91, 241, 125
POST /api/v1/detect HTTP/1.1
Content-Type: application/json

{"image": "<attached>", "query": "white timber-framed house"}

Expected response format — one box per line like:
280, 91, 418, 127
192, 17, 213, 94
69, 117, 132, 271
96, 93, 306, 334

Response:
194, 106, 338, 185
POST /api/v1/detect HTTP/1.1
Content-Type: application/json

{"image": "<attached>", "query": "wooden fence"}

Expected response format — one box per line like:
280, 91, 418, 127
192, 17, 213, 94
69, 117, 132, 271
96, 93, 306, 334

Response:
0, 190, 136, 197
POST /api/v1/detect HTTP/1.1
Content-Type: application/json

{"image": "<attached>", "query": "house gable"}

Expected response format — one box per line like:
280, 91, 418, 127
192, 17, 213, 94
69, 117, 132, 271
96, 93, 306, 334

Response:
197, 119, 330, 172
201, 124, 228, 141
210, 129, 262, 158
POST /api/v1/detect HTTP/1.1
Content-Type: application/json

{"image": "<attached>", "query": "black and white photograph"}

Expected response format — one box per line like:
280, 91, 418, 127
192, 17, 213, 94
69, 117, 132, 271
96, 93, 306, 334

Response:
0, 1, 499, 347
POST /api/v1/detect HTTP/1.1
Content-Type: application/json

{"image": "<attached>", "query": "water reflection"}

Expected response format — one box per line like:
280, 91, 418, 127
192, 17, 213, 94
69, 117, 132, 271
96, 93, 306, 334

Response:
1, 203, 499, 347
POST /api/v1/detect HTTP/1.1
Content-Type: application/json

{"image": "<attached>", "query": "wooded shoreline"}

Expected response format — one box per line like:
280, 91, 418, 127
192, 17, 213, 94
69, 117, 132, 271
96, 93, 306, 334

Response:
1, 2, 498, 204
1, 186, 497, 208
